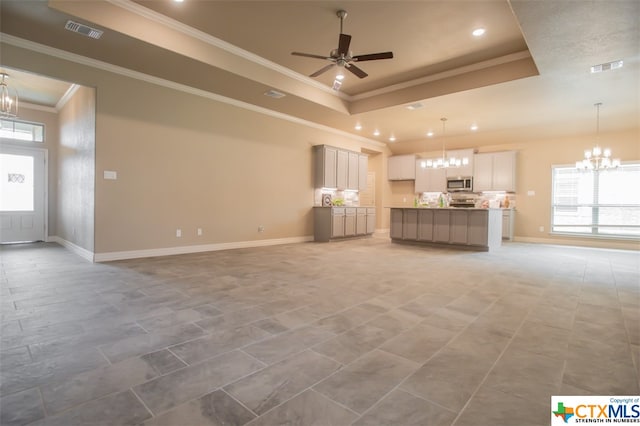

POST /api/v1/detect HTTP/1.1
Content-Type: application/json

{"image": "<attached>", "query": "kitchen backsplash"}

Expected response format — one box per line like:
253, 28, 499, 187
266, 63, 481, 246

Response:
314, 188, 360, 206
417, 191, 516, 209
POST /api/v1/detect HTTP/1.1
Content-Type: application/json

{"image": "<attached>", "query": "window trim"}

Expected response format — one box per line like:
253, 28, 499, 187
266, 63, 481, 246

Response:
0, 118, 45, 143
550, 162, 640, 240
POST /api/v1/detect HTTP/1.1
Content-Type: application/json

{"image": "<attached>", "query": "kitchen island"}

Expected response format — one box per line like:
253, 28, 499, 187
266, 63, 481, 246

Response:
389, 207, 502, 251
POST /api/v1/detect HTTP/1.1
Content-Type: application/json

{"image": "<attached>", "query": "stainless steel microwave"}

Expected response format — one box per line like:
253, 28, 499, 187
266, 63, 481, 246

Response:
446, 176, 473, 192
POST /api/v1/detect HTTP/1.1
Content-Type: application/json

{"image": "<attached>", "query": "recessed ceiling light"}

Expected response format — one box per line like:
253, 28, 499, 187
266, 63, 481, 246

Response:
355, 123, 362, 130
472, 28, 486, 37
373, 130, 380, 136
426, 131, 434, 137
470, 124, 479, 131
389, 136, 396, 142
174, 0, 184, 2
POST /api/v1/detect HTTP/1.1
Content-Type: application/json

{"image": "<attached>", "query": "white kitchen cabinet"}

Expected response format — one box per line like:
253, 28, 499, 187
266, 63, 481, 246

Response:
390, 209, 404, 239
417, 209, 434, 241
473, 151, 516, 192
403, 209, 419, 240
358, 154, 368, 191
502, 209, 514, 241
344, 208, 356, 236
449, 210, 468, 244
415, 160, 446, 193
433, 210, 450, 242
314, 145, 338, 189
347, 152, 359, 190
445, 149, 475, 178
388, 155, 416, 180
366, 208, 376, 234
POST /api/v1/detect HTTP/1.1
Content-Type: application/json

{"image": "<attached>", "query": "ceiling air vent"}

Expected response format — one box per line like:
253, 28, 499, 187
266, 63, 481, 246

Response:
590, 59, 623, 74
65, 20, 103, 39
405, 102, 424, 111
264, 89, 286, 99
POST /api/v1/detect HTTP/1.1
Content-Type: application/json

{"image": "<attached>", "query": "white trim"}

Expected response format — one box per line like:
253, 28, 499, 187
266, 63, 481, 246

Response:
1, 34, 386, 149
56, 84, 81, 110
94, 235, 314, 262
51, 236, 95, 262
514, 236, 639, 251
20, 102, 57, 113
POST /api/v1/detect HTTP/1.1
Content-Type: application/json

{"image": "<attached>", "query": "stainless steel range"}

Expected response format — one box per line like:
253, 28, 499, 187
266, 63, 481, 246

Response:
449, 193, 478, 208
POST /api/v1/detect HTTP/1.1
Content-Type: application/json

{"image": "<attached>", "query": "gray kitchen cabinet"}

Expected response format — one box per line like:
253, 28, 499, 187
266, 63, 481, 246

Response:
337, 149, 349, 190
344, 208, 357, 236
356, 208, 367, 235
415, 160, 446, 193
366, 208, 376, 234
348, 152, 359, 190
388, 155, 417, 180
331, 207, 345, 238
468, 210, 489, 246
314, 207, 376, 242
403, 209, 419, 240
359, 155, 368, 191
314, 145, 338, 189
417, 209, 434, 241
433, 210, 451, 242
449, 210, 468, 244
390, 209, 404, 239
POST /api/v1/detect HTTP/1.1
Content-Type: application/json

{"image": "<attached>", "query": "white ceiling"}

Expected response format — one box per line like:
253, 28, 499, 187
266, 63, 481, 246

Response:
0, 0, 638, 153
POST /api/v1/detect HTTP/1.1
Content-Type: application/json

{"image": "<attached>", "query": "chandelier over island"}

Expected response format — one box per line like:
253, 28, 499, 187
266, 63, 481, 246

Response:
420, 118, 470, 169
576, 103, 620, 171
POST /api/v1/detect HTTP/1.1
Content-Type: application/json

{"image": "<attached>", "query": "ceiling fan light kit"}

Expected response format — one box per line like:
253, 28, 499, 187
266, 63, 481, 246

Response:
291, 9, 394, 84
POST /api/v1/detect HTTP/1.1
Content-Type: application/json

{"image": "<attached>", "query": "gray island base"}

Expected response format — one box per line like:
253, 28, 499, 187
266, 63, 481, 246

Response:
389, 207, 502, 251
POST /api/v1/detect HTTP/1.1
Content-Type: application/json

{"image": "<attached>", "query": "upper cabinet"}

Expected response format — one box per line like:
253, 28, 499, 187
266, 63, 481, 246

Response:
473, 151, 516, 192
314, 145, 368, 191
415, 160, 446, 193
388, 155, 417, 180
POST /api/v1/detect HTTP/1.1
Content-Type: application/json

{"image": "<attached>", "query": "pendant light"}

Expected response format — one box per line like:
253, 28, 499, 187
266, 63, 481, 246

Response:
576, 103, 620, 171
420, 117, 469, 169
0, 73, 19, 118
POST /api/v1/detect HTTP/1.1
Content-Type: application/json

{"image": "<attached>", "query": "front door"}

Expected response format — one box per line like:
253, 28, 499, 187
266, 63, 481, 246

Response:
0, 146, 46, 243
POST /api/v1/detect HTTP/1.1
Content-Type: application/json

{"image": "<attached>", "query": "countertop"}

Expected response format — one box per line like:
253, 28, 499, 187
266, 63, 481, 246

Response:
386, 206, 505, 211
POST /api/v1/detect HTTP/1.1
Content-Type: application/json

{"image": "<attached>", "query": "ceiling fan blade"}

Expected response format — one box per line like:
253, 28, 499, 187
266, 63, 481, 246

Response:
346, 63, 368, 79
353, 52, 394, 62
310, 63, 336, 77
292, 52, 331, 60
338, 33, 351, 56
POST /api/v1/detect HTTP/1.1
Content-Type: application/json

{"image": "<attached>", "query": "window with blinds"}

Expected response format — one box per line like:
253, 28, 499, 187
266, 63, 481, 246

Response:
551, 163, 640, 238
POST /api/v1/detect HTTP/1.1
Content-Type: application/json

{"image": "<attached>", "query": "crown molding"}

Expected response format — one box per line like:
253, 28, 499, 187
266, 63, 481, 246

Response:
56, 84, 81, 111
1, 33, 385, 148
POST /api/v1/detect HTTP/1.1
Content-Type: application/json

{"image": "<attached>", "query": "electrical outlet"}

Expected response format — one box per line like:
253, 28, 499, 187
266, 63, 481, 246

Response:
539, 226, 544, 232
176, 228, 182, 238
258, 225, 265, 232
197, 228, 203, 236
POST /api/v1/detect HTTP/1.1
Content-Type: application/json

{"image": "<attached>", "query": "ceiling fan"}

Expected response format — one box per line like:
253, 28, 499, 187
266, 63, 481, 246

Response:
291, 10, 394, 80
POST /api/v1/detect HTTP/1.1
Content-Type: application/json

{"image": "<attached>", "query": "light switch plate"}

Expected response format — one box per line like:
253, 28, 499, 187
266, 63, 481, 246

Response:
104, 170, 117, 180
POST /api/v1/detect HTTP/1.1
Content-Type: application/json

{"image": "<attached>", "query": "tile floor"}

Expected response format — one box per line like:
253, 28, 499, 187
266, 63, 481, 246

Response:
0, 237, 638, 426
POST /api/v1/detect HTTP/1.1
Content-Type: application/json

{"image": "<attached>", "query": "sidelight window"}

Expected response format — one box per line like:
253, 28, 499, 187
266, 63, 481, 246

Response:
0, 119, 44, 142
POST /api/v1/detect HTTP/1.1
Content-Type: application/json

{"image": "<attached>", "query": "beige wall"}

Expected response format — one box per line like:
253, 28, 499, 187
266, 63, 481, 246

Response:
57, 86, 96, 251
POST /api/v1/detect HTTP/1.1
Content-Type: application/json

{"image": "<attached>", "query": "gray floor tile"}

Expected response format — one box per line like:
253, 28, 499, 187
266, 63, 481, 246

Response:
133, 350, 264, 414
353, 389, 456, 426
225, 349, 341, 415
243, 326, 335, 365
0, 388, 45, 426
144, 389, 255, 426
453, 387, 548, 426
314, 349, 419, 414
379, 323, 457, 363
244, 389, 357, 426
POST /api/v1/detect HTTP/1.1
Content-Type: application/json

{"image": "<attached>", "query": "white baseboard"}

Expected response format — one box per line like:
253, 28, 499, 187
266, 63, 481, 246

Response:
50, 236, 95, 262
514, 236, 640, 251
93, 235, 314, 262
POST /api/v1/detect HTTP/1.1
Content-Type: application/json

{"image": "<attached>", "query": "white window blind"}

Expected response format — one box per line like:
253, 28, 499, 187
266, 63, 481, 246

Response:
551, 163, 640, 238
